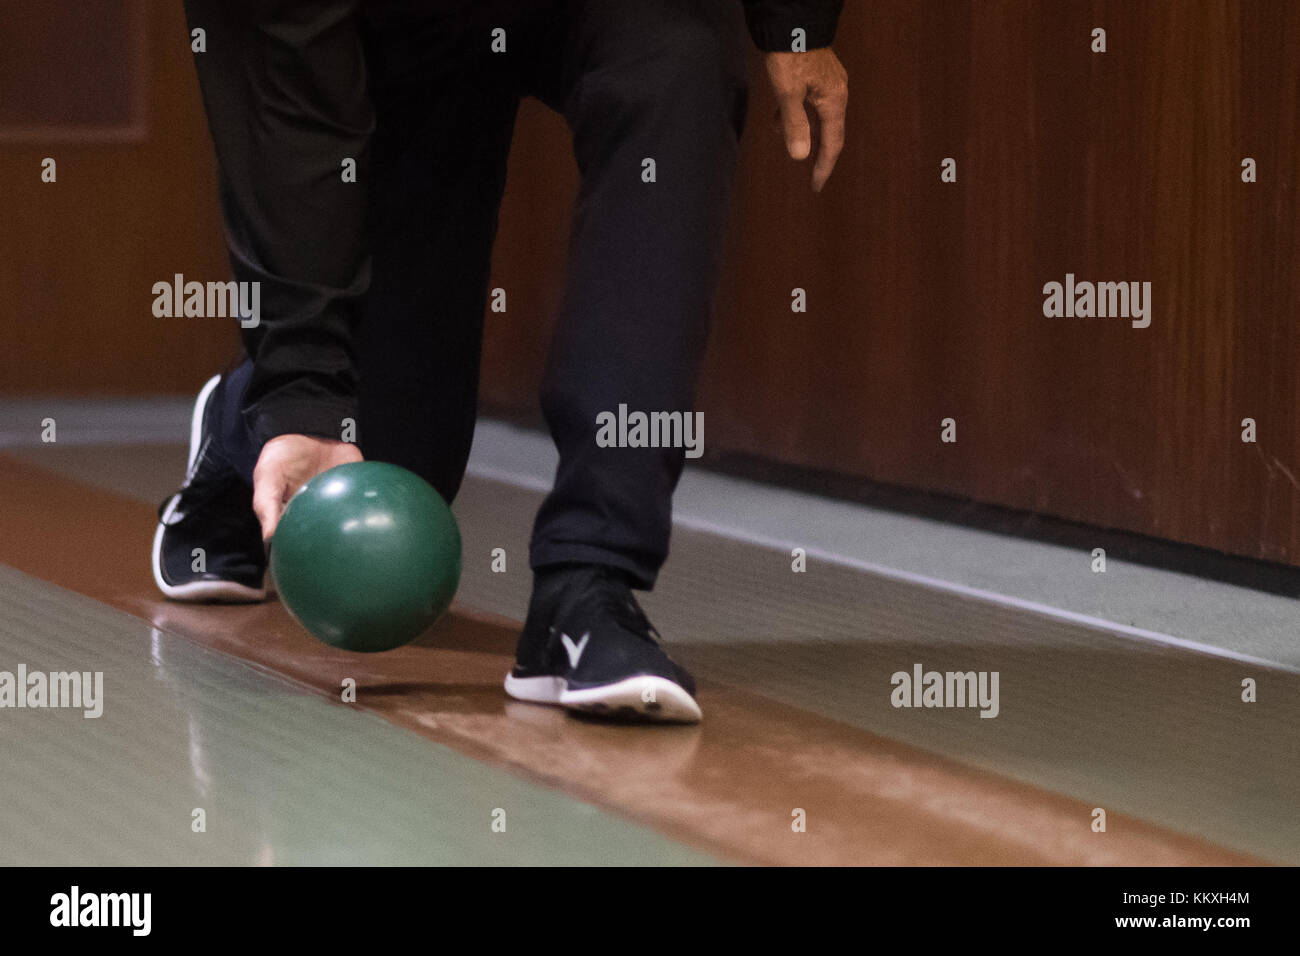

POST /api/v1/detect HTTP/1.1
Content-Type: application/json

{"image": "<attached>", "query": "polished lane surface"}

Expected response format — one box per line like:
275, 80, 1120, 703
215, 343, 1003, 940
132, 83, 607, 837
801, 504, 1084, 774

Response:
0, 565, 717, 866
0, 452, 1266, 865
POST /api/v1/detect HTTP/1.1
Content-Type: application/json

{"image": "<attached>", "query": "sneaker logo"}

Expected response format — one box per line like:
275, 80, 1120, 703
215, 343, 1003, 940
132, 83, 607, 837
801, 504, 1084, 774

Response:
560, 631, 590, 668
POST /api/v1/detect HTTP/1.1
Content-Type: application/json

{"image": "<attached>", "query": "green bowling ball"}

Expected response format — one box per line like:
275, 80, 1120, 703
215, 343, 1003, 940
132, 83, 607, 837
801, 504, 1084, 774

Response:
271, 461, 461, 652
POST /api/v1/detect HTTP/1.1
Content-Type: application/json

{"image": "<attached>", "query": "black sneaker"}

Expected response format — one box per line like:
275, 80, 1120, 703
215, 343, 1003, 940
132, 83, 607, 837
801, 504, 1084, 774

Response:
504, 564, 702, 723
151, 374, 267, 602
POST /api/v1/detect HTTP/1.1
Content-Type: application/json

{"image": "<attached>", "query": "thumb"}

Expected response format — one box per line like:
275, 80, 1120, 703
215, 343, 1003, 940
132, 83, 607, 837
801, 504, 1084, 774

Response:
777, 92, 812, 161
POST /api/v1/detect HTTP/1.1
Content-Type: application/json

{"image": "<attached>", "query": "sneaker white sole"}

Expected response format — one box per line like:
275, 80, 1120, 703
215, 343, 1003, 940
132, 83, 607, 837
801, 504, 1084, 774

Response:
151, 506, 267, 603
503, 674, 566, 704
504, 673, 702, 723
151, 374, 266, 604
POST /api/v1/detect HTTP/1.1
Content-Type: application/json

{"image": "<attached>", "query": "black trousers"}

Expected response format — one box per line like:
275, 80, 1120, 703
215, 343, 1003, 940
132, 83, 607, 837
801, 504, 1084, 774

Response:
189, 0, 749, 588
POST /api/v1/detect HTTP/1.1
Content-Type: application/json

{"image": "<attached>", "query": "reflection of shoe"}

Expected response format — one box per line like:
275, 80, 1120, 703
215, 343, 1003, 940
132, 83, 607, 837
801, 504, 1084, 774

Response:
152, 375, 266, 602
504, 564, 702, 723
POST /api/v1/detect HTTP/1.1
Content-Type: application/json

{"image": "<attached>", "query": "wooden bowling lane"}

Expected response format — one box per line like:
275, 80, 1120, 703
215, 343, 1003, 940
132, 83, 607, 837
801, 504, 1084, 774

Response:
0, 453, 1263, 865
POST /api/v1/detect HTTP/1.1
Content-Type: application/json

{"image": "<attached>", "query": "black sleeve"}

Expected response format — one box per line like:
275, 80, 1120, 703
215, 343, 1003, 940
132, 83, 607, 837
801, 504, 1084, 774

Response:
185, 0, 370, 447
741, 0, 844, 51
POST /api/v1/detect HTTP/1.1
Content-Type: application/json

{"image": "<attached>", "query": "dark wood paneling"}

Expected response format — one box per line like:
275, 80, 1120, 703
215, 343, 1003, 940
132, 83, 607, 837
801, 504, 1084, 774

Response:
482, 0, 1300, 566
0, 1, 237, 393
4, 1, 1296, 565
0, 0, 145, 139
480, 100, 577, 406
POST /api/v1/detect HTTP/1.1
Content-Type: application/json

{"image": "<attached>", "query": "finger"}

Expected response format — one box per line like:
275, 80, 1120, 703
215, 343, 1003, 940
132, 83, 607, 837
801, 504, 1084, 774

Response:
252, 474, 285, 542
810, 93, 846, 192
776, 91, 812, 161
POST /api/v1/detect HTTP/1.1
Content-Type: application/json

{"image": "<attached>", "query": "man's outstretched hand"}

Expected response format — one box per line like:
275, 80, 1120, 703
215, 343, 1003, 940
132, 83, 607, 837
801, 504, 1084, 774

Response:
764, 48, 848, 192
253, 434, 364, 541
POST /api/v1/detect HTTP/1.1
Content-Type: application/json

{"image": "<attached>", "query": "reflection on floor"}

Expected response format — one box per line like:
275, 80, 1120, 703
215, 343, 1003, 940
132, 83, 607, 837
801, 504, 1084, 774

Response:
0, 567, 715, 865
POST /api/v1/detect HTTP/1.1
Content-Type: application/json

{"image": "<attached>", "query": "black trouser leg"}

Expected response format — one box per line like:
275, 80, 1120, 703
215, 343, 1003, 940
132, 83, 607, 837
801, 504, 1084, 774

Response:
183, 0, 372, 442
197, 3, 520, 504
353, 8, 520, 503
528, 0, 749, 588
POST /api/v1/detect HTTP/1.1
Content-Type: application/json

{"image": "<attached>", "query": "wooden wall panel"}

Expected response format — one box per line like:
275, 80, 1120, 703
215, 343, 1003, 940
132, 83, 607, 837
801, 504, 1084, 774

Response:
0, 1, 238, 394
2, 1, 1295, 565
0, 0, 144, 138
482, 0, 1300, 566
480, 100, 577, 407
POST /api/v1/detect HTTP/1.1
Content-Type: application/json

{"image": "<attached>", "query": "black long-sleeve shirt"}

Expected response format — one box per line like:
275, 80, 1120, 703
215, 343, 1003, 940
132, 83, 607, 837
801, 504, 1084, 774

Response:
743, 0, 843, 50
